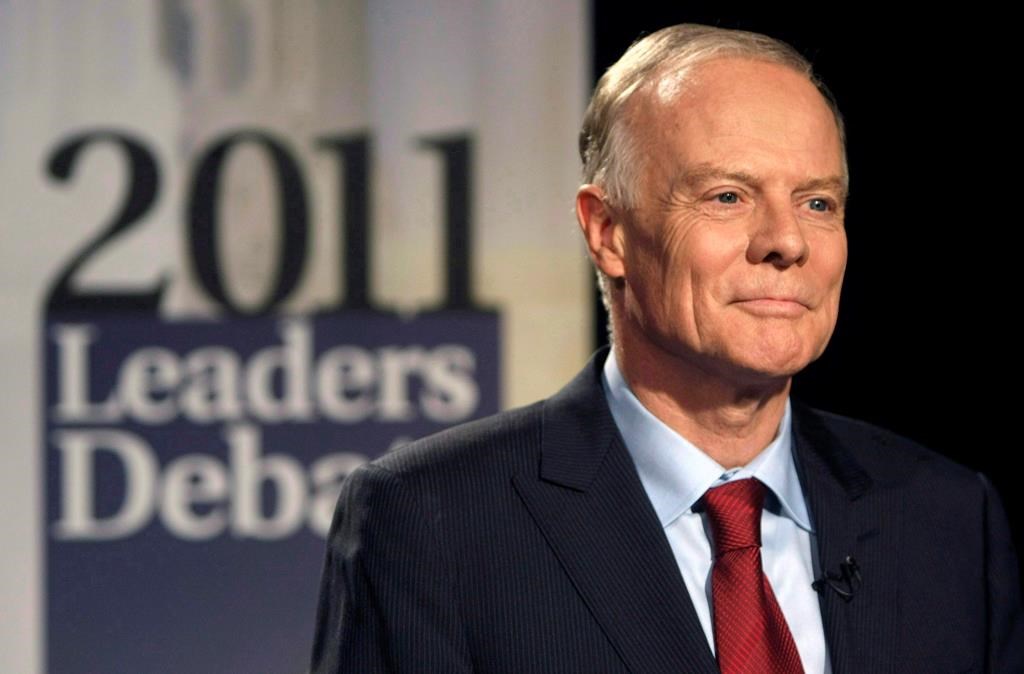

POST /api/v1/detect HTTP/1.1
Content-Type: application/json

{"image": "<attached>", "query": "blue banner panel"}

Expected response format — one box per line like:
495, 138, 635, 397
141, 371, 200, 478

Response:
44, 311, 499, 674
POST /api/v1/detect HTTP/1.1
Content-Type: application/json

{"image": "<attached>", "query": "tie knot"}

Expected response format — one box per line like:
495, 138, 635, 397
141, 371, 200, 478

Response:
703, 478, 766, 555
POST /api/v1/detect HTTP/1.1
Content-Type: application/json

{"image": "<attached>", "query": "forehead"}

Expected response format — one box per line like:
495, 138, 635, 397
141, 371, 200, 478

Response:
629, 57, 844, 185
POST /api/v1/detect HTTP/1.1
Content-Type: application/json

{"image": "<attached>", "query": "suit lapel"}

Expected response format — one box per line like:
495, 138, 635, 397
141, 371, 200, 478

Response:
792, 403, 903, 674
512, 353, 904, 672
512, 352, 718, 674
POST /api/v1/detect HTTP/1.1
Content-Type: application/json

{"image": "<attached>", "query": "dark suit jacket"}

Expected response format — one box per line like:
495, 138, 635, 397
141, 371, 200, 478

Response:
311, 349, 1024, 673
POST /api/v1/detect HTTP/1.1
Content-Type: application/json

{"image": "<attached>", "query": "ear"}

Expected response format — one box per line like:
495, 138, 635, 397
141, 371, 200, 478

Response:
576, 184, 626, 279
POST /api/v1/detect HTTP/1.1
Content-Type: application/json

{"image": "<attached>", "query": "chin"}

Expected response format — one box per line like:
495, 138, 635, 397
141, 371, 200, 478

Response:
720, 361, 804, 385
719, 343, 817, 383
734, 328, 829, 374
665, 342, 809, 387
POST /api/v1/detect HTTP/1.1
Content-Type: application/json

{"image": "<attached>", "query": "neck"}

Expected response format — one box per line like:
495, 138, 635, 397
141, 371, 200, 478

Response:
612, 332, 791, 469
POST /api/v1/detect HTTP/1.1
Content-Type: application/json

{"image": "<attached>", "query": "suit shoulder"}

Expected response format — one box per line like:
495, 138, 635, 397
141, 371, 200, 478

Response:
367, 400, 545, 481
794, 402, 980, 487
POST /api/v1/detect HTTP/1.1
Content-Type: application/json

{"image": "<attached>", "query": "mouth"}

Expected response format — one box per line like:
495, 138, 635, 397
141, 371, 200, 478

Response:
732, 297, 808, 318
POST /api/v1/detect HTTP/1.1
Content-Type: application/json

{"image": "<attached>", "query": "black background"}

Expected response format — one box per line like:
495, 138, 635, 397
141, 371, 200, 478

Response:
591, 6, 1022, 578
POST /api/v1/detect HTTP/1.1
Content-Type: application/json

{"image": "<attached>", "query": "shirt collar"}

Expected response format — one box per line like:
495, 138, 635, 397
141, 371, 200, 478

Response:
601, 350, 812, 532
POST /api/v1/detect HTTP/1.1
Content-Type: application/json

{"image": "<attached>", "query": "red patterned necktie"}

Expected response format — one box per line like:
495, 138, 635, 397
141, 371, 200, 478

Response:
703, 478, 804, 674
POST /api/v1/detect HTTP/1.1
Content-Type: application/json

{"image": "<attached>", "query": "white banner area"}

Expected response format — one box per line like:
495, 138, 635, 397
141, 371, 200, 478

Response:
0, 1, 588, 671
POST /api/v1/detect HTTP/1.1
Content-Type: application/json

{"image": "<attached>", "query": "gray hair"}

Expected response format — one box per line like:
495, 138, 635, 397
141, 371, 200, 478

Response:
579, 24, 848, 322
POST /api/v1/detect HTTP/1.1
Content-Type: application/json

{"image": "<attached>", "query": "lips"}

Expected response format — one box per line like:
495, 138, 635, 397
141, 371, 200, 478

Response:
732, 296, 809, 317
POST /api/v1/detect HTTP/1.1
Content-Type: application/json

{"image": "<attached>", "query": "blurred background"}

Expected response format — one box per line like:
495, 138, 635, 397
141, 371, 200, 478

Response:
1, 2, 1017, 672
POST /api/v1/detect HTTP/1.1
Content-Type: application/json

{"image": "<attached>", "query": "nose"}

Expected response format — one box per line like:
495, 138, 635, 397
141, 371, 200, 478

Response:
746, 196, 809, 268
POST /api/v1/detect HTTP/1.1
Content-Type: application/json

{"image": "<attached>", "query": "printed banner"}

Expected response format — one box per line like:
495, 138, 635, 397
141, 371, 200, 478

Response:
0, 1, 587, 672
44, 313, 499, 673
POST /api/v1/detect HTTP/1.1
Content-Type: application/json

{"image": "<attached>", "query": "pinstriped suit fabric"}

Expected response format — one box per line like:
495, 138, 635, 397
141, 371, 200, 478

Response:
311, 404, 634, 673
310, 349, 1024, 673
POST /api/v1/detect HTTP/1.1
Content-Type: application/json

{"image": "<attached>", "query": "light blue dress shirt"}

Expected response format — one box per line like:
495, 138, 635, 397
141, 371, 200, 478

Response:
602, 351, 831, 673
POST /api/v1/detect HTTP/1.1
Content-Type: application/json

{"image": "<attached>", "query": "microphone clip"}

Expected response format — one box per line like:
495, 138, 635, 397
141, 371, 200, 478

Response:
812, 555, 861, 603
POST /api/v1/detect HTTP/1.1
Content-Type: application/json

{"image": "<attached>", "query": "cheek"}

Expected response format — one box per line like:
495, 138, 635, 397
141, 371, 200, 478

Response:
654, 225, 710, 313
817, 227, 847, 270
814, 234, 849, 298
621, 232, 678, 331
626, 218, 747, 326
685, 226, 748, 299
626, 221, 690, 299
808, 235, 848, 344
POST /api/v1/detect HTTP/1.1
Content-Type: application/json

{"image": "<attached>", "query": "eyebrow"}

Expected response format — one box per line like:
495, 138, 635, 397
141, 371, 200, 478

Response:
673, 163, 849, 202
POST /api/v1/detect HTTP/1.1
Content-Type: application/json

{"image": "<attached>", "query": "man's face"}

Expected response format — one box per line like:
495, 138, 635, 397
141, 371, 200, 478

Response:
614, 57, 848, 382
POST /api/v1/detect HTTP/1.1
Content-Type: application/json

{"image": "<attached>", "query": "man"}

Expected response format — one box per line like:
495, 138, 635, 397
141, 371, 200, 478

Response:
311, 24, 1023, 673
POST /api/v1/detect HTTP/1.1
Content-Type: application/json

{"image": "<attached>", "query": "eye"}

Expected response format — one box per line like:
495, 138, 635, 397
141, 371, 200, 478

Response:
807, 198, 831, 212
715, 192, 740, 204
